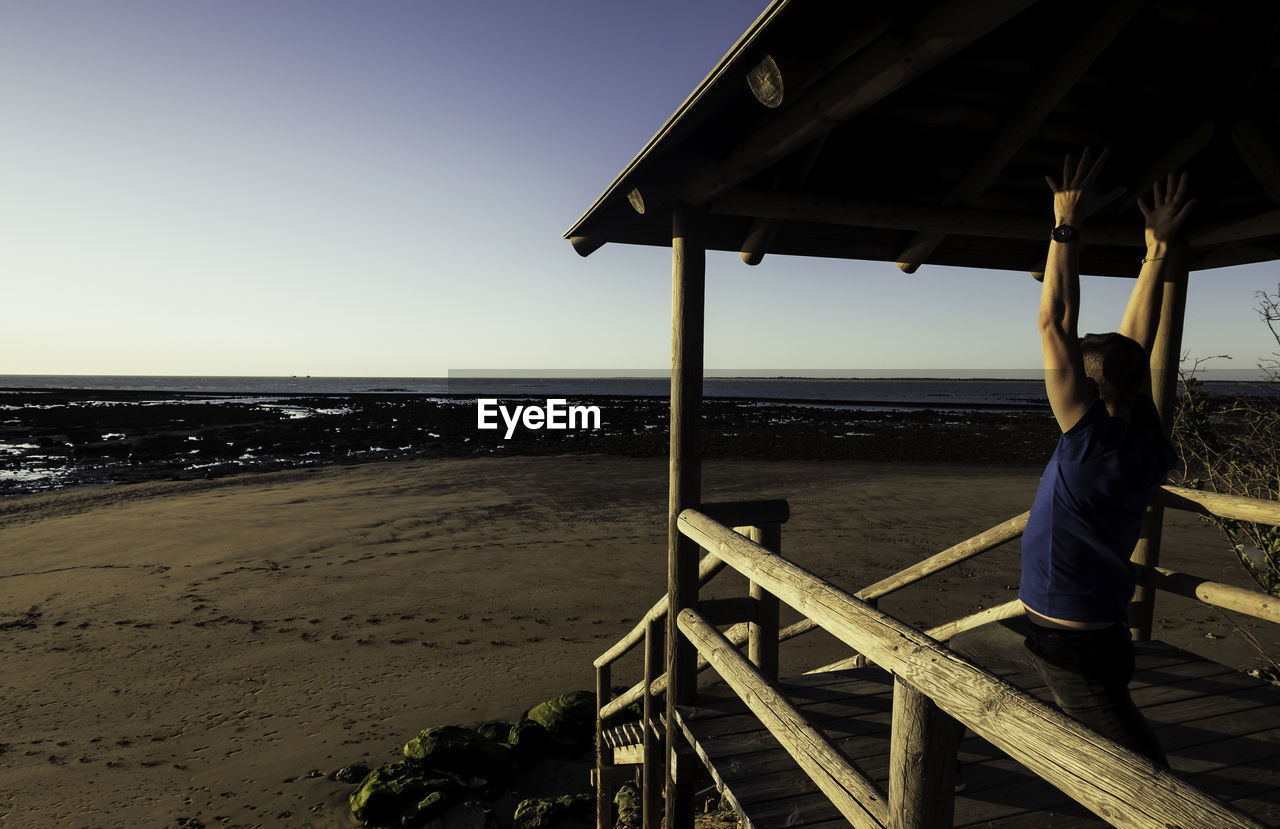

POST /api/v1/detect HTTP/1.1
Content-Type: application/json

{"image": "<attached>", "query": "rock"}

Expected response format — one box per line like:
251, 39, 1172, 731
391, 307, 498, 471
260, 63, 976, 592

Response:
422, 800, 498, 829
507, 718, 555, 767
614, 784, 641, 829
525, 691, 595, 747
332, 762, 371, 783
403, 725, 512, 784
513, 794, 593, 829
476, 720, 513, 743
348, 761, 457, 827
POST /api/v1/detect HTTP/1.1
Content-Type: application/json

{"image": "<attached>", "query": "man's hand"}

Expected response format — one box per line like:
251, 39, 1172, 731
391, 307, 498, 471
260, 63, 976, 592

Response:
1138, 171, 1196, 247
1045, 147, 1110, 226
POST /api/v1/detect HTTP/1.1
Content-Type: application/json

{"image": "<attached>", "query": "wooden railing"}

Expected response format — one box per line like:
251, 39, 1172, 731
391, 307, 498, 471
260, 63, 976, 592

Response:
593, 485, 1280, 829
592, 499, 788, 829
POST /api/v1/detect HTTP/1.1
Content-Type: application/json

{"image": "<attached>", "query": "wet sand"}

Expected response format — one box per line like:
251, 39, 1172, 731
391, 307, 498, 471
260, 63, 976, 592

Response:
0, 456, 1273, 827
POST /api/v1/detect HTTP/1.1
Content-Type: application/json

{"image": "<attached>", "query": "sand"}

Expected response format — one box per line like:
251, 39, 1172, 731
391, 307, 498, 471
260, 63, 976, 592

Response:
0, 456, 1274, 828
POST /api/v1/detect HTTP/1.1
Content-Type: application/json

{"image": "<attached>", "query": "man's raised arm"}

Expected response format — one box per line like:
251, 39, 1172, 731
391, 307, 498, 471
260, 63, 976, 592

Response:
1118, 172, 1196, 358
1040, 149, 1108, 433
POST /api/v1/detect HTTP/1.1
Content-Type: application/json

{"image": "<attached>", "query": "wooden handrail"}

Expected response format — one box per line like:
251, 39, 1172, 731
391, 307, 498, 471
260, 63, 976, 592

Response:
805, 599, 1026, 675
1155, 485, 1280, 525
775, 511, 1029, 645
593, 503, 788, 672
926, 598, 1026, 643
594, 551, 725, 669
677, 608, 888, 829
678, 509, 1264, 829
858, 512, 1029, 600
600, 622, 750, 720
1149, 567, 1280, 624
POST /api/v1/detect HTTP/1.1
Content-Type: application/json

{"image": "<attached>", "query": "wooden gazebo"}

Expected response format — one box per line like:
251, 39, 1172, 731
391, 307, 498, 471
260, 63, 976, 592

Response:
568, 2, 1280, 827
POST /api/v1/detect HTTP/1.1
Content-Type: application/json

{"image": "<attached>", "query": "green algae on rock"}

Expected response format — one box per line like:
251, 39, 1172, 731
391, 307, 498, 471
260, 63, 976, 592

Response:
525, 691, 595, 747
613, 783, 641, 829
512, 794, 593, 829
507, 718, 555, 767
476, 720, 513, 743
348, 762, 458, 827
403, 725, 512, 783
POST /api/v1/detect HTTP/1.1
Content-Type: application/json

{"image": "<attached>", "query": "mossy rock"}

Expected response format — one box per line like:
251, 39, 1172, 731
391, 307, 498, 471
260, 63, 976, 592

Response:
348, 761, 457, 827
508, 718, 554, 767
403, 725, 512, 783
613, 784, 640, 829
513, 794, 593, 829
476, 720, 512, 744
525, 691, 595, 747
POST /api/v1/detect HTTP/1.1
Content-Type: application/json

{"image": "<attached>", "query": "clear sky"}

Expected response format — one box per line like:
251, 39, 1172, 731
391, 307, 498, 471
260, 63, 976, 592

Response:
2, 1, 1276, 378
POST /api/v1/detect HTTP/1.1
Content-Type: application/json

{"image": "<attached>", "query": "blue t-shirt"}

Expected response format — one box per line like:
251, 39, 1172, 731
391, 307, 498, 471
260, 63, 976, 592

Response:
1019, 395, 1177, 623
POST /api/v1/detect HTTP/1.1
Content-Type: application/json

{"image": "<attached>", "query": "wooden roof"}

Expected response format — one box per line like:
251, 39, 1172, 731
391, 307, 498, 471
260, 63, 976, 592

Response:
565, 0, 1280, 278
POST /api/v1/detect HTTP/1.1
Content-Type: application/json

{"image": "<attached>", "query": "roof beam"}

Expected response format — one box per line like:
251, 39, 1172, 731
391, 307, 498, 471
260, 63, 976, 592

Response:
895, 0, 1147, 274
1029, 120, 1217, 280
1231, 116, 1280, 204
1189, 208, 1280, 247
738, 135, 827, 266
680, 0, 1041, 206
711, 188, 1132, 244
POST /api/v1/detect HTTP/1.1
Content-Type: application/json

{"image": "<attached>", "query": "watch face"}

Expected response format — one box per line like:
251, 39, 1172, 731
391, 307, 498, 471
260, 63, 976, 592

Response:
1052, 225, 1076, 243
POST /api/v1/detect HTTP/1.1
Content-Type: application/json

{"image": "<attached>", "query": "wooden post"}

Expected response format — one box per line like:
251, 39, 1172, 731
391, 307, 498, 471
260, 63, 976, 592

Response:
1130, 242, 1189, 641
666, 204, 705, 829
747, 524, 781, 681
595, 662, 613, 829
888, 678, 960, 829
642, 616, 664, 829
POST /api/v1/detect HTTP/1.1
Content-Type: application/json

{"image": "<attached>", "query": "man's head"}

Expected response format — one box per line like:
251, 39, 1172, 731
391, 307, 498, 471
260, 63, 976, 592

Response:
1080, 332, 1148, 409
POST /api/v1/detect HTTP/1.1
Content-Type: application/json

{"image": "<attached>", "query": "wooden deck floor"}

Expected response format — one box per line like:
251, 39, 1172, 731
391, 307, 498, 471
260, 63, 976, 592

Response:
671, 641, 1280, 828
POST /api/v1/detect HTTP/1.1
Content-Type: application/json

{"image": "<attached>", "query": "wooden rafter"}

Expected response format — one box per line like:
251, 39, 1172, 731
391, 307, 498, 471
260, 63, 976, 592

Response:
895, 0, 1147, 274
1028, 120, 1217, 280
1189, 208, 1280, 247
712, 188, 1133, 245
1231, 116, 1280, 204
679, 0, 1040, 205
738, 135, 827, 266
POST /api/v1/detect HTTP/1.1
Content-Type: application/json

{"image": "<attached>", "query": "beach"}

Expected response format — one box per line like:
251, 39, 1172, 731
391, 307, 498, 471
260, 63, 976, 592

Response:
1, 455, 1275, 828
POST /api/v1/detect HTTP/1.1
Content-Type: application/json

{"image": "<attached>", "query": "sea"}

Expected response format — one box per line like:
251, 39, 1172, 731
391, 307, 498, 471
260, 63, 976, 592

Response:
1, 373, 1274, 497
2, 372, 1275, 408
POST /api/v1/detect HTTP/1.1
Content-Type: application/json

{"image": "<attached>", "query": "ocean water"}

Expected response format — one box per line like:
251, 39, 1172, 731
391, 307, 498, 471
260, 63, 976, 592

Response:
0, 373, 1273, 407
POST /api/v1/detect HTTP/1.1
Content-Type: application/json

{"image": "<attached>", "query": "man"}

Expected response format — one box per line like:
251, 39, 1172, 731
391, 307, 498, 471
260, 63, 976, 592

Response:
950, 149, 1195, 774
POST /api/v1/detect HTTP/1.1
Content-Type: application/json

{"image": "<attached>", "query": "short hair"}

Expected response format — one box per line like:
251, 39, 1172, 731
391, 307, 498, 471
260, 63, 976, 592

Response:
1080, 332, 1148, 408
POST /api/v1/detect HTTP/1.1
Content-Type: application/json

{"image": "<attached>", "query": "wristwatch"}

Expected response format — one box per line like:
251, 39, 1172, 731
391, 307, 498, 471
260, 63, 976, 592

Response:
1051, 224, 1079, 243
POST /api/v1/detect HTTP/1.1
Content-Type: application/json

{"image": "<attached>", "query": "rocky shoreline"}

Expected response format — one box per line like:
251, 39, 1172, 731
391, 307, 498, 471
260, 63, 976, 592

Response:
0, 388, 1058, 498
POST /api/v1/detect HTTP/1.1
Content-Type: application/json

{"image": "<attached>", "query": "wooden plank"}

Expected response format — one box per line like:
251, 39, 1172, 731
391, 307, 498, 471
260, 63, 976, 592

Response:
683, 691, 892, 740
1231, 115, 1280, 204
681, 0, 1039, 205
677, 654, 1279, 829
711, 189, 1133, 245
748, 524, 782, 681
1154, 485, 1280, 525
666, 204, 706, 829
861, 513, 1029, 600
1129, 242, 1188, 641
896, 0, 1147, 272
888, 677, 959, 828
595, 552, 725, 671
1148, 567, 1280, 624
678, 609, 887, 828
596, 662, 614, 828
678, 509, 1266, 829
642, 615, 663, 829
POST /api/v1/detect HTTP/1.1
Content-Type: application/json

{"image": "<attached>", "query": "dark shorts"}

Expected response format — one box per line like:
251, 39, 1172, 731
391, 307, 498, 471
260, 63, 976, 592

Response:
949, 615, 1167, 767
